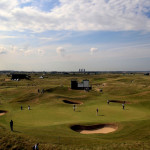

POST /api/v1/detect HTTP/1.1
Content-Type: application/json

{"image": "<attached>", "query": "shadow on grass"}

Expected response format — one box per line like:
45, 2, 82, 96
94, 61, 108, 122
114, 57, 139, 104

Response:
98, 114, 104, 116
75, 110, 81, 112
13, 130, 21, 133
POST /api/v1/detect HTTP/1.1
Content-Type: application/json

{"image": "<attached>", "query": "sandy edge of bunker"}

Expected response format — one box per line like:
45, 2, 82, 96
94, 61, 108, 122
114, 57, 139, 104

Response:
71, 124, 118, 134
0, 110, 7, 116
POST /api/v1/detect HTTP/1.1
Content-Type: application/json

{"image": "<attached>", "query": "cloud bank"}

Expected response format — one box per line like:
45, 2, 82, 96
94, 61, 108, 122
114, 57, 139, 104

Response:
90, 48, 98, 55
0, 0, 150, 32
56, 47, 65, 56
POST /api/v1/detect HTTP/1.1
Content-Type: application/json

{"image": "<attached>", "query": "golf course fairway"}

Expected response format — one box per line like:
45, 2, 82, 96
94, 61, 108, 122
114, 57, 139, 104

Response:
0, 73, 150, 150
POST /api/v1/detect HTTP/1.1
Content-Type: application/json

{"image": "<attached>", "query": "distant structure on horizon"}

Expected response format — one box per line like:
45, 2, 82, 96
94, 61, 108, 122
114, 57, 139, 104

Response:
71, 79, 92, 90
11, 74, 31, 80
79, 69, 85, 73
144, 73, 149, 76
39, 76, 44, 79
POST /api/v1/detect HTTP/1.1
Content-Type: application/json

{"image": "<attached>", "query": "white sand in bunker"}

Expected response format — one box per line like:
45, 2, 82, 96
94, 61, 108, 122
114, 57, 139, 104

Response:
80, 126, 117, 134
0, 113, 5, 116
0, 110, 7, 116
71, 124, 118, 134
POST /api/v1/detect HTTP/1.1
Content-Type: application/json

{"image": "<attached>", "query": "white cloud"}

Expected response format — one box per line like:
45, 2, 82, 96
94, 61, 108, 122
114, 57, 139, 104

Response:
0, 0, 18, 10
9, 45, 35, 56
19, 0, 33, 4
103, 44, 150, 59
3, 45, 46, 56
56, 47, 65, 56
0, 35, 18, 39
39, 37, 53, 41
90, 47, 98, 55
0, 49, 7, 55
10, 45, 18, 54
22, 49, 33, 56
0, 46, 7, 55
1, 42, 150, 71
37, 49, 45, 55
0, 0, 150, 32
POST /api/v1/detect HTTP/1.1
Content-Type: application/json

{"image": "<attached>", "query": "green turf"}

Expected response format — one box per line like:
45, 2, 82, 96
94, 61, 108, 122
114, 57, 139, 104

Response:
0, 73, 150, 150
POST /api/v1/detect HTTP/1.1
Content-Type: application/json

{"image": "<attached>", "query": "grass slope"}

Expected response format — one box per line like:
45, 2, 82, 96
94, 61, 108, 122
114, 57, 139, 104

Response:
0, 73, 150, 149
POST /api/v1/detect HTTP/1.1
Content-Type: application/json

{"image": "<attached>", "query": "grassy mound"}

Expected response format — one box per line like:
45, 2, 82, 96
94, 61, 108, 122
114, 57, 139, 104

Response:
0, 73, 150, 149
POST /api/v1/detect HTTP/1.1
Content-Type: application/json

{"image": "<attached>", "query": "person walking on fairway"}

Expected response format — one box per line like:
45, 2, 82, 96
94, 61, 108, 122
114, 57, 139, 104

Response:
21, 106, 23, 110
96, 108, 99, 116
107, 100, 109, 104
122, 103, 125, 110
10, 120, 13, 131
73, 104, 76, 111
28, 105, 30, 110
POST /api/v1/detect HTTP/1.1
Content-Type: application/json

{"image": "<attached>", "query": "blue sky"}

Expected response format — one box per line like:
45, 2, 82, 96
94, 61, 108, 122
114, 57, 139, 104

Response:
0, 0, 150, 71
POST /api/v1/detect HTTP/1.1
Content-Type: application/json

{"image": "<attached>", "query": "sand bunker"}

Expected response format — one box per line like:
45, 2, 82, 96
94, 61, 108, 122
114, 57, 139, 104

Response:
71, 124, 118, 134
63, 100, 83, 105
0, 110, 7, 116
109, 100, 130, 104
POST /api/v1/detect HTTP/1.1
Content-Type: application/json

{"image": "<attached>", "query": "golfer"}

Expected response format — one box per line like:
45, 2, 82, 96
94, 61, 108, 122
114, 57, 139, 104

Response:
96, 108, 99, 116
122, 103, 125, 110
107, 100, 109, 104
10, 120, 13, 131
33, 143, 39, 150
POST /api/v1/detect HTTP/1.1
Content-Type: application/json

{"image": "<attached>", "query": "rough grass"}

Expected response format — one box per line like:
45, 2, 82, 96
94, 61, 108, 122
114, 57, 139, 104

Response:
0, 73, 150, 149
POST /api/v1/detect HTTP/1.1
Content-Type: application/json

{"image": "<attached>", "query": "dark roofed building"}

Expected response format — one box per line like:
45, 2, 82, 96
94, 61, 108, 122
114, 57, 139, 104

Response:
71, 80, 78, 89
11, 74, 31, 80
71, 79, 92, 90
144, 73, 149, 76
